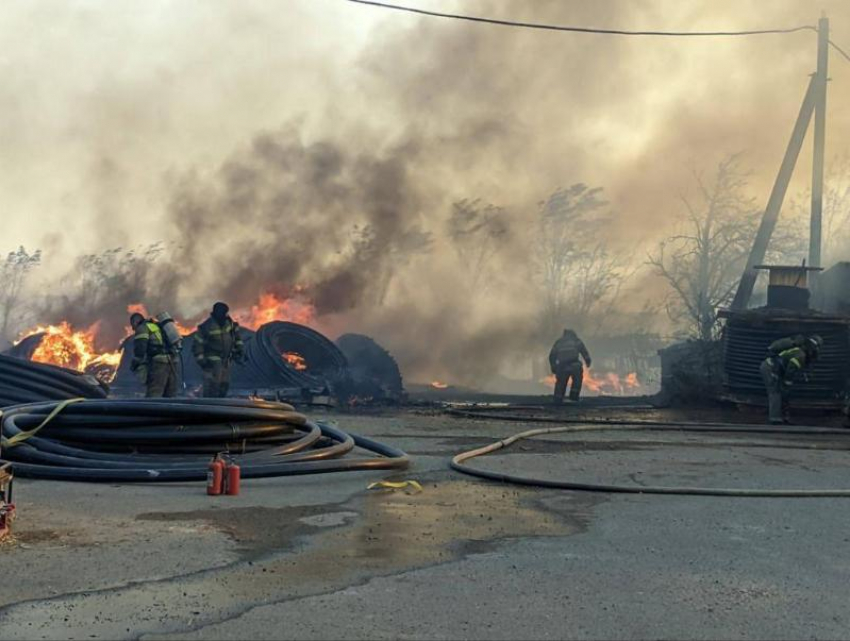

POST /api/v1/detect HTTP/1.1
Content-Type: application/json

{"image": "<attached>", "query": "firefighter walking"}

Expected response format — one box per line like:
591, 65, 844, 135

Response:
549, 328, 592, 404
760, 334, 822, 424
129, 312, 179, 398
192, 302, 245, 398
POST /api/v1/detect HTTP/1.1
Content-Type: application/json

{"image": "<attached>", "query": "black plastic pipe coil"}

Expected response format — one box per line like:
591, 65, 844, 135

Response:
0, 398, 408, 482
0, 354, 107, 407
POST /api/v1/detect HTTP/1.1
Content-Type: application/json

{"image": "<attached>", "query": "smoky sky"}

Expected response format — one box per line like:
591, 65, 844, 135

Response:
2, 0, 849, 383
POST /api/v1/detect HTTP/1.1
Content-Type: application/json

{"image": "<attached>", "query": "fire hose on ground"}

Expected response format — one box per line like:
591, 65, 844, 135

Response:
0, 398, 408, 482
447, 406, 850, 497
0, 354, 108, 407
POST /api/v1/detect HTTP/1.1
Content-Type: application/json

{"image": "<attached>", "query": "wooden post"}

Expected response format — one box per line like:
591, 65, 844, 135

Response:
809, 15, 829, 273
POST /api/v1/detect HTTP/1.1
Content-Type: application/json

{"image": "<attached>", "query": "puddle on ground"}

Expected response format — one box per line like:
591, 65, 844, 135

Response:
2, 481, 601, 640
138, 505, 339, 559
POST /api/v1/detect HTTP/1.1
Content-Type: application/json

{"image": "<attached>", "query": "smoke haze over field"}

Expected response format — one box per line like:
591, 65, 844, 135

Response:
1, 0, 849, 384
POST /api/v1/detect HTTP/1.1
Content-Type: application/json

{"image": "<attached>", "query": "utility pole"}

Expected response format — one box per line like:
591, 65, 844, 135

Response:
730, 76, 816, 310
731, 15, 829, 310
809, 14, 829, 273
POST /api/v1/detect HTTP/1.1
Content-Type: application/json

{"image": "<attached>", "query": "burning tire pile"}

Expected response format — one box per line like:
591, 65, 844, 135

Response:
0, 398, 408, 482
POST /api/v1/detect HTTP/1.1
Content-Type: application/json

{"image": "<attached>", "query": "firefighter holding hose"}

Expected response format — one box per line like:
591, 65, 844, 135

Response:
760, 334, 823, 424
549, 328, 592, 404
192, 302, 245, 397
129, 312, 179, 397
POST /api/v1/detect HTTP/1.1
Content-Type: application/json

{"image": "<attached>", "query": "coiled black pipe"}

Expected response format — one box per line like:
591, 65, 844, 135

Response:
0, 398, 408, 482
114, 321, 349, 396
0, 355, 107, 407
236, 321, 348, 391
336, 333, 404, 399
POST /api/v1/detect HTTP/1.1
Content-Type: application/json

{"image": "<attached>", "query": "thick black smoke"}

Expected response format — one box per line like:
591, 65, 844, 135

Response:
12, 0, 850, 386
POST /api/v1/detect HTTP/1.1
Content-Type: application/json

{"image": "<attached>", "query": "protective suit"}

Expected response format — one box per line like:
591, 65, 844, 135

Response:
549, 329, 592, 403
130, 313, 178, 398
192, 302, 245, 398
760, 334, 822, 424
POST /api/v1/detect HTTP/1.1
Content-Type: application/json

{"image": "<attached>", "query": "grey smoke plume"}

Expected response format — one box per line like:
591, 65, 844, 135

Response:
5, 0, 850, 385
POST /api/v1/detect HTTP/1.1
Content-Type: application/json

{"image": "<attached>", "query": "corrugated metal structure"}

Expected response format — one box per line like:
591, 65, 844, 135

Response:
720, 309, 850, 406
720, 264, 850, 408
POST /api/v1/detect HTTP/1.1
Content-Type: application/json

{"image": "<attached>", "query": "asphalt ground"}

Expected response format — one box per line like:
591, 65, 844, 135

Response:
1, 405, 850, 640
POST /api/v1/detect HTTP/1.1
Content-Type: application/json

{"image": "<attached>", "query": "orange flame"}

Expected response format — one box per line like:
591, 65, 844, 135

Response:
127, 303, 148, 317
234, 292, 316, 331
282, 352, 308, 371
18, 322, 121, 377
540, 369, 641, 396
431, 380, 449, 389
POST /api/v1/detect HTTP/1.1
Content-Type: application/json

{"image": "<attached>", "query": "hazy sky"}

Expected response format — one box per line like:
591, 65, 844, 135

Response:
2, 1, 848, 255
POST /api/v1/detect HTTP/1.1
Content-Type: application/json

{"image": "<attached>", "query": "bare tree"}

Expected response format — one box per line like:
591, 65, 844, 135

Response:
536, 184, 629, 336
648, 155, 761, 341
446, 198, 509, 294
70, 243, 165, 313
0, 246, 42, 340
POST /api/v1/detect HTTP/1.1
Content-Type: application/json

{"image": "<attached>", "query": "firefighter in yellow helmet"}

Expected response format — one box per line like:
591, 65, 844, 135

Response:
192, 302, 245, 397
129, 312, 179, 398
549, 328, 592, 404
759, 334, 822, 424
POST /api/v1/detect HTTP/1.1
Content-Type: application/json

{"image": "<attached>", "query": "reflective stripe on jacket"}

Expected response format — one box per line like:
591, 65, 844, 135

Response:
192, 316, 244, 363
134, 320, 172, 364
775, 346, 808, 382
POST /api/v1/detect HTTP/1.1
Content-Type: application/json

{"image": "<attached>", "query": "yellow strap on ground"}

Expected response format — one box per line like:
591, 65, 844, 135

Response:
367, 480, 423, 492
3, 398, 86, 448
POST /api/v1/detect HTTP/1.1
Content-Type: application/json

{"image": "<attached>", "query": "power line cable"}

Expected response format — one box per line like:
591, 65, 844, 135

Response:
830, 39, 850, 63
348, 0, 816, 38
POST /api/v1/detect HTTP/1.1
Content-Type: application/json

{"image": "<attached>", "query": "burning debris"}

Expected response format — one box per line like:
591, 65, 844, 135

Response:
234, 292, 316, 330
110, 320, 354, 402
282, 352, 308, 371
5, 285, 408, 406
6, 322, 122, 384
539, 369, 642, 396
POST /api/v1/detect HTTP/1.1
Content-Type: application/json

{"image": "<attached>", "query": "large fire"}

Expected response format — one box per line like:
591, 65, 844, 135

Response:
13, 291, 318, 383
282, 352, 308, 371
235, 292, 316, 331
540, 369, 641, 396
19, 322, 121, 376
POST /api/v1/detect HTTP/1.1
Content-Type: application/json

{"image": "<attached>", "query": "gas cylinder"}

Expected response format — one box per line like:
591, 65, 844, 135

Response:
155, 312, 184, 352
207, 456, 224, 495
225, 460, 241, 496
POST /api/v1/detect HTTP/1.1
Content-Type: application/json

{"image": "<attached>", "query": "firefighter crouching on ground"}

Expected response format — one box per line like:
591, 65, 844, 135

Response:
130, 312, 179, 398
192, 302, 244, 398
759, 334, 823, 425
549, 328, 592, 404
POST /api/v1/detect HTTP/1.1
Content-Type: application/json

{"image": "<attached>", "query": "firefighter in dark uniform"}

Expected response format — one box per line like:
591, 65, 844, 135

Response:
759, 334, 822, 424
549, 328, 592, 404
192, 302, 245, 398
129, 312, 179, 398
